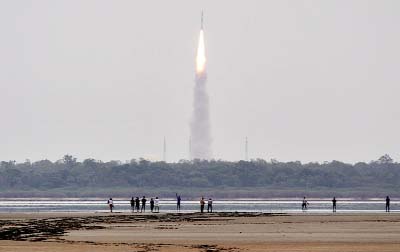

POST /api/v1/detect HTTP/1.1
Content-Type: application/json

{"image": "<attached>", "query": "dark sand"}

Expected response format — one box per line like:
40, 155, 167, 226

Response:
1, 212, 400, 251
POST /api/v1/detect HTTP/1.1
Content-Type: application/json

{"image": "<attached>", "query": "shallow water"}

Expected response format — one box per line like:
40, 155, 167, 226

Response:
0, 199, 398, 213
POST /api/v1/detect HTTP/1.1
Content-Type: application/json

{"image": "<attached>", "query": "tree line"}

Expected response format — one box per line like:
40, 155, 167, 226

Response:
0, 154, 399, 198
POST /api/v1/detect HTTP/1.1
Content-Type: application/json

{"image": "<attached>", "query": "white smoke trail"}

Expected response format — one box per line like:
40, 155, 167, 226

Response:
190, 71, 212, 160
190, 29, 212, 160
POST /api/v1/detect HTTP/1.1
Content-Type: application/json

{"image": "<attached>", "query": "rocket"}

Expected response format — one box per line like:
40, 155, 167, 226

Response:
196, 10, 206, 73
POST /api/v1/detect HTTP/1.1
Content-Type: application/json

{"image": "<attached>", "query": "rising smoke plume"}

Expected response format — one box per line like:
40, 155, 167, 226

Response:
190, 29, 212, 160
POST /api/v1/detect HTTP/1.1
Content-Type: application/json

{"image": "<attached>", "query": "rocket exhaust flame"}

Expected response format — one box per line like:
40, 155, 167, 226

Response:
190, 13, 213, 160
196, 30, 206, 73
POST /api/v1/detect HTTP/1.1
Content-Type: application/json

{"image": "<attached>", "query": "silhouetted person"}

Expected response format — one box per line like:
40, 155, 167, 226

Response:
207, 198, 213, 213
107, 198, 114, 213
154, 197, 160, 213
141, 196, 147, 212
332, 197, 337, 212
135, 197, 140, 212
386, 196, 390, 212
176, 193, 181, 212
200, 197, 205, 213
150, 198, 155, 212
302, 197, 309, 211
130, 197, 135, 212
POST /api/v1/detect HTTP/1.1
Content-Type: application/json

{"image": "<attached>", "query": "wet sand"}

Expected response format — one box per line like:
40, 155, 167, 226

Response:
1, 212, 400, 251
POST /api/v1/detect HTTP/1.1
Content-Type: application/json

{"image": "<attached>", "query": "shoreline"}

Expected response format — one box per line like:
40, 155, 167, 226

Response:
0, 211, 399, 219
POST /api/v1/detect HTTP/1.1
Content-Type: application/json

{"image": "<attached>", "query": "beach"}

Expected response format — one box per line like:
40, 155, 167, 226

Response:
1, 212, 400, 251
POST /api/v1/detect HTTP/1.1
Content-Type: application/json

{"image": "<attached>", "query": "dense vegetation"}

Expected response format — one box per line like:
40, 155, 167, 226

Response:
0, 155, 399, 198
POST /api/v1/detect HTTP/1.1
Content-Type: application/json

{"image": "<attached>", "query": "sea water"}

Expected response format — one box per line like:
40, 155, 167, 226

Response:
0, 199, 398, 213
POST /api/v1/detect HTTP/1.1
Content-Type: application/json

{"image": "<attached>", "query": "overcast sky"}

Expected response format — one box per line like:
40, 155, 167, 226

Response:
1, 1, 399, 163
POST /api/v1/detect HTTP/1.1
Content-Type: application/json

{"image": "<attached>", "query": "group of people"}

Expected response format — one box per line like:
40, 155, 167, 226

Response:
301, 196, 392, 212
200, 197, 213, 213
108, 195, 393, 213
107, 196, 160, 213
107, 194, 214, 213
129, 196, 160, 213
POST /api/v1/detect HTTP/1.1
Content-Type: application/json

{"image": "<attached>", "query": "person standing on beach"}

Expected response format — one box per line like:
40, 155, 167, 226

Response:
141, 196, 147, 212
154, 197, 160, 213
107, 198, 114, 213
207, 198, 213, 213
200, 197, 205, 213
176, 193, 181, 212
150, 198, 155, 213
302, 197, 309, 211
130, 197, 135, 212
332, 197, 337, 212
135, 197, 140, 212
386, 196, 390, 212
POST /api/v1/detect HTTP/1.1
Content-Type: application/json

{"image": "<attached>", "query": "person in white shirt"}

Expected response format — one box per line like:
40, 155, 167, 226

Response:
207, 198, 213, 213
154, 197, 160, 213
107, 198, 114, 213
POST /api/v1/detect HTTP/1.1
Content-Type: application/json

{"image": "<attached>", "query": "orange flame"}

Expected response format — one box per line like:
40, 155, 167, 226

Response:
196, 29, 206, 73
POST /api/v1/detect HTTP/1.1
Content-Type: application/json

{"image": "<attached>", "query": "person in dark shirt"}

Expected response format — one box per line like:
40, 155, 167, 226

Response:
135, 197, 140, 212
141, 196, 147, 212
386, 196, 390, 212
332, 197, 337, 213
130, 197, 135, 212
150, 198, 155, 213
176, 193, 181, 212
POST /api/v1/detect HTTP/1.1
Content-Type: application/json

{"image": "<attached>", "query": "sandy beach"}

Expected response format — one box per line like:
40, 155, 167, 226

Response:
1, 212, 400, 252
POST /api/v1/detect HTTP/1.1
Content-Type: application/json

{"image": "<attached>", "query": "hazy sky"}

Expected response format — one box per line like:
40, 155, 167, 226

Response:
1, 1, 399, 163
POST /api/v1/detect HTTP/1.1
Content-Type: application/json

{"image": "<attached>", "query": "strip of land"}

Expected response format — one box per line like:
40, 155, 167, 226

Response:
1, 212, 400, 252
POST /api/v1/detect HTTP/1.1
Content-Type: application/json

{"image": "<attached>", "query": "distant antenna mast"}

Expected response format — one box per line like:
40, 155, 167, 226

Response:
245, 137, 249, 161
163, 137, 166, 162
